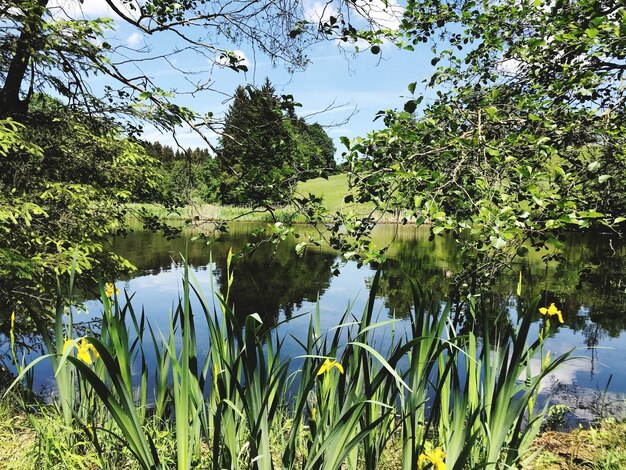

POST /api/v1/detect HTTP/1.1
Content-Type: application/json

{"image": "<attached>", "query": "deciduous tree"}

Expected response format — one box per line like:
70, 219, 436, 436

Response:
0, 0, 389, 319
342, 0, 626, 287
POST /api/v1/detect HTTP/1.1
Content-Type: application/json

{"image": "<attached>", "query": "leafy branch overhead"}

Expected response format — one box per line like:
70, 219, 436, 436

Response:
341, 0, 626, 286
0, 0, 394, 135
0, 0, 382, 318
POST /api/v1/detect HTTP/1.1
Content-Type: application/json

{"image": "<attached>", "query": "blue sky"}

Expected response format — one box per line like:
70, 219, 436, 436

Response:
48, 0, 436, 159
140, 42, 434, 158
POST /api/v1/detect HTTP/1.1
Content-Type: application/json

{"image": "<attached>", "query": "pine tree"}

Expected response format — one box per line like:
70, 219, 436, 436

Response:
218, 79, 297, 205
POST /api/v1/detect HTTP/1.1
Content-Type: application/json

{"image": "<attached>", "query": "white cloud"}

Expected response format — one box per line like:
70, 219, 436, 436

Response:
336, 36, 373, 53
529, 356, 591, 392
497, 57, 523, 76
304, 0, 403, 31
141, 126, 219, 150
304, 1, 339, 23
48, 0, 142, 21
126, 31, 143, 47
6, 6, 24, 16
351, 0, 403, 31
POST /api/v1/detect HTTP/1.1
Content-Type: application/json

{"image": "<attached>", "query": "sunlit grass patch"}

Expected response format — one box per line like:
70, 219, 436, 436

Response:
526, 419, 626, 469
0, 397, 36, 469
127, 173, 406, 224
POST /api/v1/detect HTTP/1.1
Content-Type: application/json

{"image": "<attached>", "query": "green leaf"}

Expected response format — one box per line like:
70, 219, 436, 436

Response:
348, 341, 412, 391
432, 225, 445, 235
587, 161, 601, 172
403, 98, 423, 113
295, 242, 307, 255
528, 38, 546, 48
492, 237, 507, 249
485, 106, 497, 118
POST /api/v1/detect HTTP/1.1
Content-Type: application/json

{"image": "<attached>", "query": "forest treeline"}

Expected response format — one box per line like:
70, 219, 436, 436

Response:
142, 79, 337, 207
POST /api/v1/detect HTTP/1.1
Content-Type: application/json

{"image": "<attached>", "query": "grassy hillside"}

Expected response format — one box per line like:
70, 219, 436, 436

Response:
295, 174, 354, 212
129, 173, 390, 223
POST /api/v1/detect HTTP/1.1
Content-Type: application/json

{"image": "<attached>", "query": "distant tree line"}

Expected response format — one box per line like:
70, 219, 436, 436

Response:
142, 79, 336, 207
140, 141, 219, 206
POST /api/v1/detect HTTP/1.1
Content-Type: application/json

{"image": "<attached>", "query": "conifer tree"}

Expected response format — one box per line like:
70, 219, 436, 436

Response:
218, 79, 297, 205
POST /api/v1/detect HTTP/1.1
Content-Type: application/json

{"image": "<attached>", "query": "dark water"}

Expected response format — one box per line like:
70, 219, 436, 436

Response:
21, 223, 626, 421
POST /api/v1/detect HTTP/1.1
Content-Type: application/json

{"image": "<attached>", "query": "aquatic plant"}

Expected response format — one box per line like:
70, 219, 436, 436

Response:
5, 259, 572, 469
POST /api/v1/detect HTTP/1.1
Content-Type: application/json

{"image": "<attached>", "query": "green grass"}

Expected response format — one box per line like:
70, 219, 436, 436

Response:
0, 398, 36, 469
295, 174, 357, 212
127, 173, 402, 224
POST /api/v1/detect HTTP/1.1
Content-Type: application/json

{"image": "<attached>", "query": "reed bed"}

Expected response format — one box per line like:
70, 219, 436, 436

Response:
6, 257, 571, 469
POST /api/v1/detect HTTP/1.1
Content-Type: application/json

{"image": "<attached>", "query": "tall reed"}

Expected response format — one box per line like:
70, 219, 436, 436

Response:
6, 262, 572, 469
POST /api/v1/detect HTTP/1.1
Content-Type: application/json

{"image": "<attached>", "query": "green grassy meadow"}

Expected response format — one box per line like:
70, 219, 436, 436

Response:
128, 174, 397, 225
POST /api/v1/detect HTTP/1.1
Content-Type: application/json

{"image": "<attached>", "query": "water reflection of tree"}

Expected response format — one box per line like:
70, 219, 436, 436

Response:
210, 239, 335, 327
113, 226, 336, 329
111, 228, 213, 274
371, 232, 461, 316
371, 229, 626, 346
521, 234, 626, 344
111, 225, 625, 340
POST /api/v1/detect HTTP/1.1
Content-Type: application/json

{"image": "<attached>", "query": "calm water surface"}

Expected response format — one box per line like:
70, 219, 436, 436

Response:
29, 223, 626, 421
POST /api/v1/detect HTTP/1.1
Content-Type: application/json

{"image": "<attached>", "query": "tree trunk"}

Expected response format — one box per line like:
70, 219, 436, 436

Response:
0, 0, 49, 117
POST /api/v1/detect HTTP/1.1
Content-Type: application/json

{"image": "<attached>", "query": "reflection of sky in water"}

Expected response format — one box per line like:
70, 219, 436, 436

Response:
9, 225, 626, 421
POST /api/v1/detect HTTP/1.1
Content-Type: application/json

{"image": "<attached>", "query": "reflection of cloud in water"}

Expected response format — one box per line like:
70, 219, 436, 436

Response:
531, 354, 626, 424
531, 356, 591, 392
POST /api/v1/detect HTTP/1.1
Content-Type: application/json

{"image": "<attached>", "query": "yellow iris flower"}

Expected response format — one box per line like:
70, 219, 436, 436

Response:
539, 303, 564, 324
418, 446, 446, 470
316, 358, 344, 376
105, 282, 119, 299
63, 338, 99, 365
76, 340, 93, 364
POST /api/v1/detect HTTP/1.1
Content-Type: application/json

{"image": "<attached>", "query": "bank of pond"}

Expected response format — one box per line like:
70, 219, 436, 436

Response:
1, 223, 625, 468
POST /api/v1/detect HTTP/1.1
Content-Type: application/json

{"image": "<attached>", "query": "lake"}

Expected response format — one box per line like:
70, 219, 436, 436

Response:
21, 222, 626, 423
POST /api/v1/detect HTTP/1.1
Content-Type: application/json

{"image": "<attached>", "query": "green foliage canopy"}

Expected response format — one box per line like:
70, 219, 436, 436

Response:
342, 0, 626, 286
0, 99, 161, 316
286, 120, 337, 176
0, 0, 389, 135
